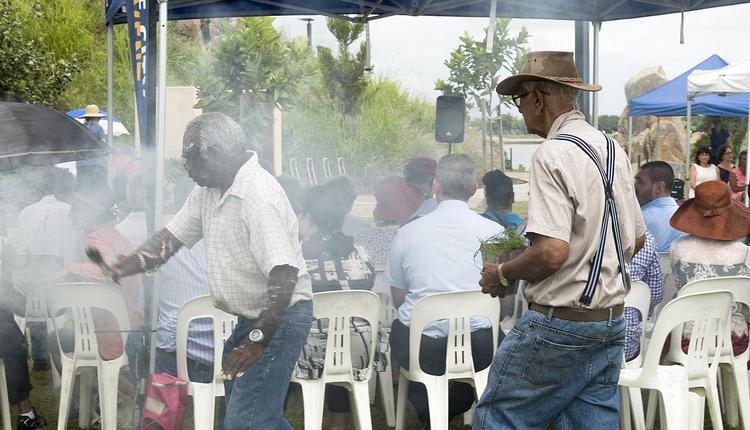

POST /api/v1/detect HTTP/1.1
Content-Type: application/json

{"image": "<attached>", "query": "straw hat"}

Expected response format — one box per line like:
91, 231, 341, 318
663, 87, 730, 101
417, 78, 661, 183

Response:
670, 180, 750, 241
496, 51, 602, 95
80, 104, 105, 119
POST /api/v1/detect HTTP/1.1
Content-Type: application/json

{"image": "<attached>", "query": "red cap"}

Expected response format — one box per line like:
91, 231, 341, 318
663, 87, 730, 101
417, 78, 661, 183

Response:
373, 176, 423, 223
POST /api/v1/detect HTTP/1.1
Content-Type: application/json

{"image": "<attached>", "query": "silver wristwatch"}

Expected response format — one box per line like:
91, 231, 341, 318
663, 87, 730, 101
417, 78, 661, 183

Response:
248, 328, 265, 344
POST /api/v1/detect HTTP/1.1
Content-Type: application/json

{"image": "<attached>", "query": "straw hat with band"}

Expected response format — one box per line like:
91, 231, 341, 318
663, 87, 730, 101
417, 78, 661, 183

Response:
80, 104, 105, 119
670, 180, 750, 241
496, 51, 601, 96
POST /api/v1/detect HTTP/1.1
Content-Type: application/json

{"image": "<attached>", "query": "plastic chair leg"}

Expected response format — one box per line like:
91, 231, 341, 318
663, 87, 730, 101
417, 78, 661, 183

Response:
78, 370, 95, 429
628, 387, 646, 430
658, 384, 690, 430
0, 361, 11, 430
423, 379, 449, 430
57, 362, 76, 430
378, 366, 395, 427
463, 403, 474, 426
395, 375, 409, 430
298, 380, 325, 430
97, 362, 121, 430
350, 381, 373, 430
729, 359, 750, 430
620, 388, 632, 430
191, 383, 218, 430
687, 391, 706, 430
368, 372, 376, 403
705, 374, 724, 430
645, 389, 658, 430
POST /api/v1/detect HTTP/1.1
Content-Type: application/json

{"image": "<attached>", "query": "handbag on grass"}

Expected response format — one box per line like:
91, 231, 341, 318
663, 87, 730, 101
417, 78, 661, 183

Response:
140, 372, 188, 430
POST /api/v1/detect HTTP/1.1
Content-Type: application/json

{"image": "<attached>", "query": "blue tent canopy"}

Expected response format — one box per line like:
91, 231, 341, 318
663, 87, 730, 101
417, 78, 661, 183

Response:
106, 0, 750, 25
630, 54, 750, 118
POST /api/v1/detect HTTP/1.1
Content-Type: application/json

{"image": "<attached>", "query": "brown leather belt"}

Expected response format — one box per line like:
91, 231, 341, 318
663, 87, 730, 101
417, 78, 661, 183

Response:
529, 303, 624, 322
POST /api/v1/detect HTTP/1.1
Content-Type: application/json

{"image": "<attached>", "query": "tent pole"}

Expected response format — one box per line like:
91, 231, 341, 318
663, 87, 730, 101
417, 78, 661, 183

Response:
686, 98, 692, 180
592, 21, 601, 129
655, 117, 661, 160
746, 96, 750, 206
107, 21, 115, 187
148, 0, 168, 375
628, 116, 633, 162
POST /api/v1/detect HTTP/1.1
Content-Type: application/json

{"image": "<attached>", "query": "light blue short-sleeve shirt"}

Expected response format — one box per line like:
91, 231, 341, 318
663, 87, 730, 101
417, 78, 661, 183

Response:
385, 200, 505, 338
641, 196, 687, 253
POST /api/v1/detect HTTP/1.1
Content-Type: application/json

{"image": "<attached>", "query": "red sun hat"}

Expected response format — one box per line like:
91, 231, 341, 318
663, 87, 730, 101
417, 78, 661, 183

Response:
373, 176, 423, 223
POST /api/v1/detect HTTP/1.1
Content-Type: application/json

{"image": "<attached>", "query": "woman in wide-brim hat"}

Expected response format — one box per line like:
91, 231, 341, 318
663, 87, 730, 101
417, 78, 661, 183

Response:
669, 180, 750, 355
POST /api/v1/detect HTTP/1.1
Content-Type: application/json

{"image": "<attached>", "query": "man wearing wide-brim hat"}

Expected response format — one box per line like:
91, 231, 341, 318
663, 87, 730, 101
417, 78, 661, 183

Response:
477, 51, 646, 428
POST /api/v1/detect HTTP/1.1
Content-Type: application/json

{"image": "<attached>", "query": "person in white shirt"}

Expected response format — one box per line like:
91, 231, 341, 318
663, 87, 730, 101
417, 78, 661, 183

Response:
386, 154, 504, 429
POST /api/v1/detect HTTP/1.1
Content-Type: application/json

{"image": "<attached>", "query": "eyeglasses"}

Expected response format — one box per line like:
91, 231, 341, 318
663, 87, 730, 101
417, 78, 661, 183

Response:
511, 89, 551, 108
511, 91, 533, 108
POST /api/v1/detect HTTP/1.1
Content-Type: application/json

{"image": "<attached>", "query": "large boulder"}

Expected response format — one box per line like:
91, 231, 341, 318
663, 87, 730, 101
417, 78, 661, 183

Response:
614, 66, 686, 166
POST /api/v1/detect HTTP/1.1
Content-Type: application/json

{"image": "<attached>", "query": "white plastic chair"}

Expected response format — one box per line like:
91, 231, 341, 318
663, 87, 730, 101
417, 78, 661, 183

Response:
368, 293, 396, 427
499, 281, 527, 334
0, 358, 11, 430
47, 282, 131, 430
620, 280, 653, 430
394, 290, 501, 430
175, 295, 237, 430
620, 290, 732, 430
654, 252, 675, 317
291, 290, 381, 430
671, 277, 750, 430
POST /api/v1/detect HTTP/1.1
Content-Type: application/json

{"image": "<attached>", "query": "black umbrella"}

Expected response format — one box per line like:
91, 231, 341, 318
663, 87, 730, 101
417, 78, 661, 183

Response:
0, 102, 109, 171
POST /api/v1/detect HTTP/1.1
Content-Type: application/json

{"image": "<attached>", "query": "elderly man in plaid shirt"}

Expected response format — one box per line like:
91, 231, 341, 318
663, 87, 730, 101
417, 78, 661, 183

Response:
625, 231, 664, 361
89, 112, 313, 430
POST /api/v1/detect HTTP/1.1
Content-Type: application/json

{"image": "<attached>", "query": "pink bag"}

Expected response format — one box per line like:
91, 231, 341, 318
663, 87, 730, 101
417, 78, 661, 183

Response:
140, 373, 188, 430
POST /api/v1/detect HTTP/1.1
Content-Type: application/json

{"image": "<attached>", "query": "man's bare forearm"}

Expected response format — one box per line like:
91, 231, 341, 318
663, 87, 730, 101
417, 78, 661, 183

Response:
252, 265, 299, 343
110, 228, 184, 279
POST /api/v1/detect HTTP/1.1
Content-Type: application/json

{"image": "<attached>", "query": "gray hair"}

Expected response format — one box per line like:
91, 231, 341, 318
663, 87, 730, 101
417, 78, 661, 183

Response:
437, 154, 476, 201
183, 112, 246, 157
519, 80, 580, 110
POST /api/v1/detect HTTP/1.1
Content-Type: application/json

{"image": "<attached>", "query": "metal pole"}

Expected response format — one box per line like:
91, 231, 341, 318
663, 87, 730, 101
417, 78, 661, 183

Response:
365, 22, 371, 72
628, 116, 633, 162
574, 21, 590, 120
686, 98, 692, 180
592, 21, 601, 129
107, 22, 115, 187
480, 99, 487, 172
746, 96, 750, 206
655, 117, 661, 160
485, 0, 497, 53
498, 101, 505, 172
148, 0, 169, 375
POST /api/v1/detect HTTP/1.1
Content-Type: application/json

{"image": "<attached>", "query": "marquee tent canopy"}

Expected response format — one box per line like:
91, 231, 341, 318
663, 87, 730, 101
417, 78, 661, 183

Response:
106, 0, 750, 24
631, 54, 750, 118
689, 57, 750, 96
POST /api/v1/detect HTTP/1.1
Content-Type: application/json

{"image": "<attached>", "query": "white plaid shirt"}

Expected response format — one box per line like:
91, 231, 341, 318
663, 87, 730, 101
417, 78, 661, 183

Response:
166, 153, 312, 319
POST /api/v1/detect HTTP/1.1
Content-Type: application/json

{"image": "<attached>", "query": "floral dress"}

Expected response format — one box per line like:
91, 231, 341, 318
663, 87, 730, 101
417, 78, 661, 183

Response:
295, 232, 380, 381
671, 235, 750, 355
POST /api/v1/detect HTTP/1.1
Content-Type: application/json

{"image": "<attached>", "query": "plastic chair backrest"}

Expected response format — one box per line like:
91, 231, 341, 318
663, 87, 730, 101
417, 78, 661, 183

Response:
313, 290, 380, 380
175, 295, 237, 382
12, 255, 62, 321
642, 291, 732, 380
46, 282, 132, 360
408, 290, 501, 377
625, 281, 652, 323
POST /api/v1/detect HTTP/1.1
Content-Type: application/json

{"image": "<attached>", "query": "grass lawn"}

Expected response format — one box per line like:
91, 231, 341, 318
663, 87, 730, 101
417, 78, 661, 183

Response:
24, 363, 472, 429
512, 201, 528, 219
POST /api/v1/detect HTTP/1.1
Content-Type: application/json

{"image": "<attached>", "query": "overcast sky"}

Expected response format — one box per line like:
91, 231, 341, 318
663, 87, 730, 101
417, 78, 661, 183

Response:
273, 3, 750, 116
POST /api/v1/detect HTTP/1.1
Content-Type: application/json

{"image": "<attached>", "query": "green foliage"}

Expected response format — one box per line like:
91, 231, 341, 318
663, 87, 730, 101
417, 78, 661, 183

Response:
694, 116, 748, 159
317, 18, 369, 115
283, 78, 438, 180
478, 228, 526, 263
435, 19, 528, 110
195, 18, 318, 141
598, 114, 619, 133
500, 113, 527, 135
0, 0, 79, 106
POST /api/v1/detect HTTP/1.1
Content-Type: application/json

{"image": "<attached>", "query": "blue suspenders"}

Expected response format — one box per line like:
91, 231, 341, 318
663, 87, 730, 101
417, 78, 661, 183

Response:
553, 133, 629, 307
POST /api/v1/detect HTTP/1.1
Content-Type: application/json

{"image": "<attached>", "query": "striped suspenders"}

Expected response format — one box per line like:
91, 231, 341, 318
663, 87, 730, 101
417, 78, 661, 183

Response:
553, 133, 629, 307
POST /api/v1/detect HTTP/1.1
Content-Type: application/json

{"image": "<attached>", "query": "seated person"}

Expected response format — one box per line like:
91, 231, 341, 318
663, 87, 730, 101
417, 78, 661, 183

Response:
404, 157, 438, 220
670, 181, 750, 355
386, 155, 504, 428
480, 169, 522, 230
325, 175, 369, 236
354, 176, 423, 265
624, 231, 663, 361
0, 308, 47, 429
295, 183, 376, 430
634, 161, 687, 252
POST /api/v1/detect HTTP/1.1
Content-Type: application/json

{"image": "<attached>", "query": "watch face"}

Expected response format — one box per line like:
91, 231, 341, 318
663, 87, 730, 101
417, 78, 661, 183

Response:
249, 329, 264, 343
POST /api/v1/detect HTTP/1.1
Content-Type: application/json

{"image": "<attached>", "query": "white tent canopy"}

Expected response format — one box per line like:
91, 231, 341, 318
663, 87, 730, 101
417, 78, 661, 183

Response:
686, 57, 750, 204
688, 57, 750, 96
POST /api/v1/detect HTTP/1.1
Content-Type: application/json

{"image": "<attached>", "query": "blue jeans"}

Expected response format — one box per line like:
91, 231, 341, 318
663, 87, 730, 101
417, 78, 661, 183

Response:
223, 300, 313, 430
474, 309, 625, 430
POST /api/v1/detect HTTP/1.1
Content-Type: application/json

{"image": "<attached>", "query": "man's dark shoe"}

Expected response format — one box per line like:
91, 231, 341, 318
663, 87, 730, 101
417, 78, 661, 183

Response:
32, 360, 50, 371
17, 408, 47, 429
